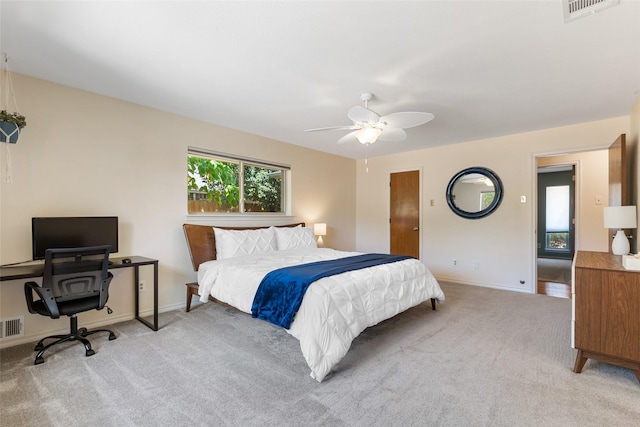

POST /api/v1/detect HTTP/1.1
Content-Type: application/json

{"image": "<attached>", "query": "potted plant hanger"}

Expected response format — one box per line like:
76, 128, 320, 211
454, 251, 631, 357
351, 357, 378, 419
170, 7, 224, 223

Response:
0, 110, 26, 143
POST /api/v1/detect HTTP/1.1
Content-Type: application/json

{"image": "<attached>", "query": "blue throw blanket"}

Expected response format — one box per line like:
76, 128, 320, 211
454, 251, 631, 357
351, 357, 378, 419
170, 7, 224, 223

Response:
251, 253, 412, 329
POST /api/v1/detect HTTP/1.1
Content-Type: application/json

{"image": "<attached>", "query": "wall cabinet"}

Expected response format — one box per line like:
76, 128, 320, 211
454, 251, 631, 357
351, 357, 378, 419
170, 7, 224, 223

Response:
572, 251, 640, 382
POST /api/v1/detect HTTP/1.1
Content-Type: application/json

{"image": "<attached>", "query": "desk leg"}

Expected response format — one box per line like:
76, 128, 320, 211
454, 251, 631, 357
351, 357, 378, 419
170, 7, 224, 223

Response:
153, 261, 158, 330
134, 262, 159, 331
134, 265, 140, 320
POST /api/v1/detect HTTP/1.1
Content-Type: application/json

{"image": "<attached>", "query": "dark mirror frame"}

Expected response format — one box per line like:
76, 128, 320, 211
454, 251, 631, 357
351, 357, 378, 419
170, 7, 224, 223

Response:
446, 167, 504, 219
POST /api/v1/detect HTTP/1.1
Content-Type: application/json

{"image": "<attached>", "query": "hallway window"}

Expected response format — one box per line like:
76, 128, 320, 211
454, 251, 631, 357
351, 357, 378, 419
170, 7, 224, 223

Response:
545, 185, 570, 250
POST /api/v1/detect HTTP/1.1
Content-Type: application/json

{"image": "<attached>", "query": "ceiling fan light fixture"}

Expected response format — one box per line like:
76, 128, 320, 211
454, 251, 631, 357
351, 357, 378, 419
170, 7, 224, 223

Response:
355, 127, 382, 144
306, 92, 434, 147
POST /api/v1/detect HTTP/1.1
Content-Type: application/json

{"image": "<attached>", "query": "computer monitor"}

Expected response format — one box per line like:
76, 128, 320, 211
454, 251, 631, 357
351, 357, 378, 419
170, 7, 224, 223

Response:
31, 216, 119, 260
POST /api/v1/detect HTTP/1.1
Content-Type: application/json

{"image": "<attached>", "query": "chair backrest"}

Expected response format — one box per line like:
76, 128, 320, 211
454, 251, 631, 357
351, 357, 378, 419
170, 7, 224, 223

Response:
42, 245, 112, 305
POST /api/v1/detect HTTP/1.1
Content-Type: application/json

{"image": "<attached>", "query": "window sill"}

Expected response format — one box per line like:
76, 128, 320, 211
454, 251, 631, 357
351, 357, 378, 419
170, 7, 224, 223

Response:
184, 214, 297, 225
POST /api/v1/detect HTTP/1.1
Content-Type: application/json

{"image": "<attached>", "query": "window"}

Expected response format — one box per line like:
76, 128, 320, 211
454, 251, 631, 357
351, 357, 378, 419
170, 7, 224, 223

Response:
545, 185, 570, 251
187, 148, 288, 214
480, 191, 495, 210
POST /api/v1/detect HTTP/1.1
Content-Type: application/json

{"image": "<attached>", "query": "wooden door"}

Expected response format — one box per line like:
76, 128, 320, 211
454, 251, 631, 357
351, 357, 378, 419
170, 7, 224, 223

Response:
390, 170, 420, 258
608, 134, 626, 207
608, 134, 633, 252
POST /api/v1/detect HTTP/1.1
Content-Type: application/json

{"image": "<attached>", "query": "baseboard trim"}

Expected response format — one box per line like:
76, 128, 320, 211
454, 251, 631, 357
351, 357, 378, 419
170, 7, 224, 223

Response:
0, 302, 187, 349
434, 276, 533, 294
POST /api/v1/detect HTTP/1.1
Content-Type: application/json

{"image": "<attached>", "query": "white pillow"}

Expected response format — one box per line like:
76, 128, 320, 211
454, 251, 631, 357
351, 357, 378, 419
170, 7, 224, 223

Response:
273, 225, 317, 250
213, 227, 277, 259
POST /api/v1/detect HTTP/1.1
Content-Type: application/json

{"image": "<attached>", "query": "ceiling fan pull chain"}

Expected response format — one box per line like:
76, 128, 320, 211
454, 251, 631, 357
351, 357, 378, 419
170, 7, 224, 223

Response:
364, 145, 369, 173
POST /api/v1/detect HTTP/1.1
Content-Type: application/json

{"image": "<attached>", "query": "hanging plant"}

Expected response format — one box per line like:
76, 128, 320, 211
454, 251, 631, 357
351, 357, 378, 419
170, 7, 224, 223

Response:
1, 54, 26, 144
0, 110, 26, 144
0, 110, 26, 129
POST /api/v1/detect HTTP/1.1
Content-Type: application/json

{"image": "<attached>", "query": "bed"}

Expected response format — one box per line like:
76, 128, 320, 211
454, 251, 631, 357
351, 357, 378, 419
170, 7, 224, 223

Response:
183, 223, 445, 382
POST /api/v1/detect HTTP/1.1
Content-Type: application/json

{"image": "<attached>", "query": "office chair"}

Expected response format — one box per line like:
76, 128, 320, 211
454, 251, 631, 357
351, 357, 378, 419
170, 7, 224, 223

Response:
24, 245, 116, 365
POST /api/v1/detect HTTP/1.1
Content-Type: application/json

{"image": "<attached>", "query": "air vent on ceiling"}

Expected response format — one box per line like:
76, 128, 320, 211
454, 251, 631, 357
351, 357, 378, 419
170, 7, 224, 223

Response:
0, 316, 24, 340
563, 0, 620, 22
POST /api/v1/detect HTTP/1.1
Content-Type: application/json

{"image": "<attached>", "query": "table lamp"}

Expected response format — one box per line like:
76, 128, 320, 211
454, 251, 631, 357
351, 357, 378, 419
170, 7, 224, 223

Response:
603, 206, 637, 255
314, 223, 327, 246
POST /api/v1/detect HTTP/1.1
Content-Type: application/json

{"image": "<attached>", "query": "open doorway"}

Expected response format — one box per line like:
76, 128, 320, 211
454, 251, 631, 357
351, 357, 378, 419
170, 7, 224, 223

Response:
535, 140, 620, 298
536, 164, 575, 298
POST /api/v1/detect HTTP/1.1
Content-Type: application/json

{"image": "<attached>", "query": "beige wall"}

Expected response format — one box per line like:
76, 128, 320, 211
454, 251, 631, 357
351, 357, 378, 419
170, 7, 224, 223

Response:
0, 73, 356, 347
356, 116, 631, 293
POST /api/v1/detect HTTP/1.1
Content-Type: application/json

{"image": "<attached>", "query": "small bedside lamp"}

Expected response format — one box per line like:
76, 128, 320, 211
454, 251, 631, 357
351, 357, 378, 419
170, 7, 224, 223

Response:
314, 223, 327, 246
604, 206, 637, 255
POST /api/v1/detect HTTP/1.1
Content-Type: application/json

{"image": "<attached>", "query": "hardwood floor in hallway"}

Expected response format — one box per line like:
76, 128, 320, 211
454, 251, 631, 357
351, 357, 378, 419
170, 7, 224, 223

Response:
537, 280, 570, 299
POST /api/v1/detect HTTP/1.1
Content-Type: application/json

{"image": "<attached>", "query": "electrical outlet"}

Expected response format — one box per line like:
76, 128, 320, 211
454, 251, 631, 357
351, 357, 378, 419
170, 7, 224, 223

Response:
139, 280, 146, 292
453, 259, 457, 267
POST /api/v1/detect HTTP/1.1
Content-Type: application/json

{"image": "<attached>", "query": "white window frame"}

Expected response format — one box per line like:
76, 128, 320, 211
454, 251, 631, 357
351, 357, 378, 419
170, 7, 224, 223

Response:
187, 147, 292, 218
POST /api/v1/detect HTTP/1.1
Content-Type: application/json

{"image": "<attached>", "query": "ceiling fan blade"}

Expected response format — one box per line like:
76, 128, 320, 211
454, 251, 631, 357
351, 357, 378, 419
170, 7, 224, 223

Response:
305, 125, 358, 132
348, 106, 380, 125
378, 127, 406, 142
380, 112, 434, 129
337, 131, 358, 145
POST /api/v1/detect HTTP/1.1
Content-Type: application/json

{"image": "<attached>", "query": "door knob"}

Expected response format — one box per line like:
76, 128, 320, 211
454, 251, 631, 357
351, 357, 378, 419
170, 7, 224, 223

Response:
413, 227, 419, 231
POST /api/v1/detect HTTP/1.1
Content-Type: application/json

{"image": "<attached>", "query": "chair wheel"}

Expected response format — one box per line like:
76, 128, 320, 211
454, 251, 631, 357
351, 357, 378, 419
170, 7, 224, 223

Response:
108, 332, 116, 341
85, 349, 95, 357
34, 356, 44, 365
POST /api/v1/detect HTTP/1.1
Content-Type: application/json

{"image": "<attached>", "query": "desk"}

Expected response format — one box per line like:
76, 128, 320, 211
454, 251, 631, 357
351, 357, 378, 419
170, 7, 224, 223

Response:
0, 256, 159, 331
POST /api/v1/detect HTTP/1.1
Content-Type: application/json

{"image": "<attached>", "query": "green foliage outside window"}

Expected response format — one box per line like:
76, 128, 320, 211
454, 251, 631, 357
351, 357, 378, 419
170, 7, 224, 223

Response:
187, 154, 284, 214
188, 156, 240, 210
244, 165, 282, 212
547, 232, 568, 249
481, 191, 495, 210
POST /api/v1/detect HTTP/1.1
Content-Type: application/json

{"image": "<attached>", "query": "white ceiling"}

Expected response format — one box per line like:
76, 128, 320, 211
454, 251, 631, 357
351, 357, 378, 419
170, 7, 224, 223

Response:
1, 1, 639, 159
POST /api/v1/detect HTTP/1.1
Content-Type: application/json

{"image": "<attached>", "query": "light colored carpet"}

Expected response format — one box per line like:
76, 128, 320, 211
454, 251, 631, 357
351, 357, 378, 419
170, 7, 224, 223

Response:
537, 257, 572, 284
1, 282, 638, 426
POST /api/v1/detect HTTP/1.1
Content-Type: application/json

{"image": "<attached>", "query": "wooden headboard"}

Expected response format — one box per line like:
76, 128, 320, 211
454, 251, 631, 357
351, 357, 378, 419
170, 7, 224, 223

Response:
183, 223, 305, 271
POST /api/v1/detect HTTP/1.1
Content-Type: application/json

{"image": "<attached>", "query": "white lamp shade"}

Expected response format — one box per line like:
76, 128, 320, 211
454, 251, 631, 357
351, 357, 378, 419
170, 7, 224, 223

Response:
603, 206, 637, 229
314, 223, 327, 236
354, 128, 382, 145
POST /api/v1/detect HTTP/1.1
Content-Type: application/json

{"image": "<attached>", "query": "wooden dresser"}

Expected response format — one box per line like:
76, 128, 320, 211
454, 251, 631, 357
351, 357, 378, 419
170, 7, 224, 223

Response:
572, 251, 640, 382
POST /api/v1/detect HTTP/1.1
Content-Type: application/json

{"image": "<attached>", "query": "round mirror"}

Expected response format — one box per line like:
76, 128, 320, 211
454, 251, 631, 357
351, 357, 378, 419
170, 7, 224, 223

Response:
446, 167, 503, 219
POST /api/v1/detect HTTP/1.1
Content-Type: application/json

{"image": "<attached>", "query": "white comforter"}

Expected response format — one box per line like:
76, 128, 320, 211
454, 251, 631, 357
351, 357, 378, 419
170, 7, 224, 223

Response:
197, 248, 445, 382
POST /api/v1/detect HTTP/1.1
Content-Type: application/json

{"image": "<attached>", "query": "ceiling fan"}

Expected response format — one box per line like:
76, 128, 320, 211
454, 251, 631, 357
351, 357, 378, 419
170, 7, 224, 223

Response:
305, 92, 434, 145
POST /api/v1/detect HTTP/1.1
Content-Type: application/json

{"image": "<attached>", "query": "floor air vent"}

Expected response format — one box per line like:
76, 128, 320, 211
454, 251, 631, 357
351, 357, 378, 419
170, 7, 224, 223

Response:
563, 0, 620, 22
0, 316, 24, 339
